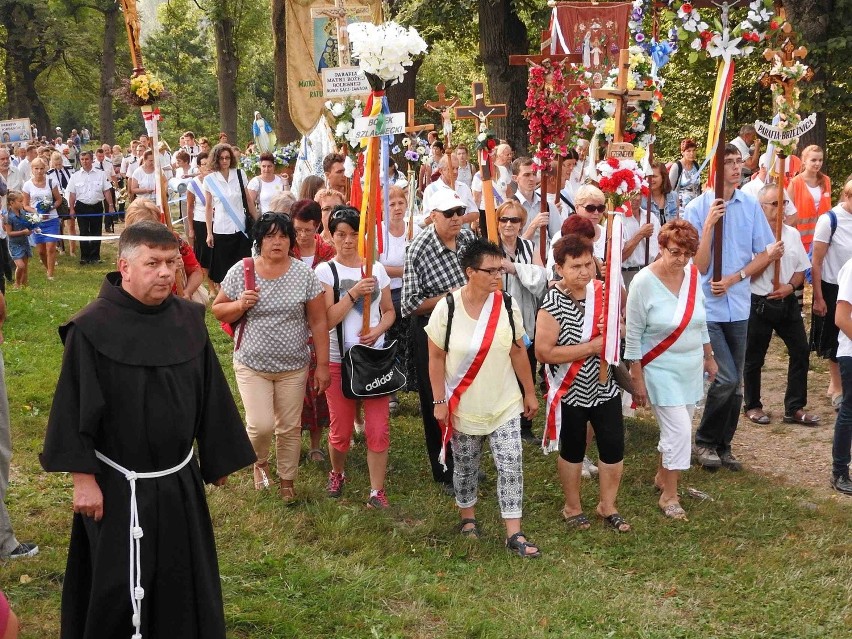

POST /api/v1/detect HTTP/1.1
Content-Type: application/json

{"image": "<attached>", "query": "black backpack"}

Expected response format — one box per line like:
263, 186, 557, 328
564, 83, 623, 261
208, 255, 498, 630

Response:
443, 291, 518, 352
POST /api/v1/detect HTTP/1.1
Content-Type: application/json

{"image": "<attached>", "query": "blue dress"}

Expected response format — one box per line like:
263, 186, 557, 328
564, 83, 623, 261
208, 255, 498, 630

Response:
5, 210, 35, 259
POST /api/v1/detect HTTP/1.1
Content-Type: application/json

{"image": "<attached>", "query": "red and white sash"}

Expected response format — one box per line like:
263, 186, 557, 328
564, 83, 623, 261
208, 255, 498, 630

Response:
641, 264, 699, 367
437, 291, 504, 470
542, 280, 603, 453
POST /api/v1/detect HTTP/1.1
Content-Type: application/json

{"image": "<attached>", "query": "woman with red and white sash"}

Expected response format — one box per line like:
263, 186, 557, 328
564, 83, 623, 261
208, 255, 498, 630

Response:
625, 220, 717, 521
536, 234, 631, 533
426, 238, 541, 558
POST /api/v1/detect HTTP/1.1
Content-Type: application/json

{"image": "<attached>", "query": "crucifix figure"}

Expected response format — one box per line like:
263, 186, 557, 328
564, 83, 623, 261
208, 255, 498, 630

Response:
311, 0, 370, 69
454, 81, 507, 242
424, 84, 460, 147
118, 0, 144, 75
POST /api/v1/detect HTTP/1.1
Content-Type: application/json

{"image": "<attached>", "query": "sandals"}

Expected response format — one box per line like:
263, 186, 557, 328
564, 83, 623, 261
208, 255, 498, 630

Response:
745, 408, 770, 425
599, 512, 631, 533
562, 510, 591, 530
783, 410, 820, 426
307, 448, 326, 463
505, 531, 541, 559
253, 462, 271, 490
278, 482, 297, 504
459, 518, 480, 539
660, 503, 689, 521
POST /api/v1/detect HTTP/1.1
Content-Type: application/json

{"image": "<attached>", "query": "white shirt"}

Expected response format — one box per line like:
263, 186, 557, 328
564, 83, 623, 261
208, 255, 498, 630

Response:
419, 180, 478, 226
93, 158, 114, 179
836, 258, 852, 358
121, 155, 139, 177
751, 223, 809, 296
131, 166, 157, 202
456, 163, 474, 189
814, 204, 852, 285
516, 189, 563, 253
203, 169, 249, 234
188, 176, 208, 222
67, 167, 111, 205
622, 209, 662, 268
379, 222, 419, 290
158, 152, 174, 179
17, 158, 31, 183
247, 175, 286, 214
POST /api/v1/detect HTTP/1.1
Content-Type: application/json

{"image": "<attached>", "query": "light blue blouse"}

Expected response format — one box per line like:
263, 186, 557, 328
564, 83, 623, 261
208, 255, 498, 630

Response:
624, 267, 710, 406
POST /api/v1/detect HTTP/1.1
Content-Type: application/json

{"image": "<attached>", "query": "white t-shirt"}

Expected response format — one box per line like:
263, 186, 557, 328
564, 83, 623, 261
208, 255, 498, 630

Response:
813, 204, 852, 284
248, 175, 286, 214
131, 167, 157, 201
731, 136, 751, 161
22, 179, 58, 219
750, 223, 810, 296
158, 152, 174, 179
203, 169, 249, 235
378, 223, 417, 290
622, 209, 661, 268
315, 260, 391, 363
835, 257, 852, 358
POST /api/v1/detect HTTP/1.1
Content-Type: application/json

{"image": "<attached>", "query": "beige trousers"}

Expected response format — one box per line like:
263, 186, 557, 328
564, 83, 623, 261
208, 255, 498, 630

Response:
234, 361, 308, 481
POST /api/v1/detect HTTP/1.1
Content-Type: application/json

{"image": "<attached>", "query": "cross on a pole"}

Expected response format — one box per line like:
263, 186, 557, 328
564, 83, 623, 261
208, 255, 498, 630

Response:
453, 81, 507, 133
590, 49, 653, 145
310, 0, 370, 68
759, 38, 814, 100
424, 83, 460, 147
403, 99, 434, 174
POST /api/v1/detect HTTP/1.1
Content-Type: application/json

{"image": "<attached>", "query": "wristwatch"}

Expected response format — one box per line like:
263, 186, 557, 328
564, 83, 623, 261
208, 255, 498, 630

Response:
739, 269, 747, 281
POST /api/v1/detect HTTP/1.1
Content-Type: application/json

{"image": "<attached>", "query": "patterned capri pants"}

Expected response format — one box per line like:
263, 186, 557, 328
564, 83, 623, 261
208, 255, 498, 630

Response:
451, 416, 523, 519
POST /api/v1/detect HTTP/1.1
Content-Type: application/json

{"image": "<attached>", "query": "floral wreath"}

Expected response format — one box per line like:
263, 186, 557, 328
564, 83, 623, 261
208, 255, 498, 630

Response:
630, 0, 781, 62
239, 141, 301, 175
596, 156, 648, 210
584, 47, 663, 163
401, 137, 429, 165
761, 56, 811, 156
523, 58, 581, 171
113, 71, 170, 107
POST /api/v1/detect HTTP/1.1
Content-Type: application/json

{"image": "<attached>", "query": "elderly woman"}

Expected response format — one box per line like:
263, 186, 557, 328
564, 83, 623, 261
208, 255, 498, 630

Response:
625, 220, 716, 520
212, 213, 329, 501
315, 206, 395, 508
290, 199, 336, 461
267, 191, 297, 217
204, 143, 258, 284
536, 234, 629, 532
379, 185, 420, 412
248, 153, 288, 214
496, 200, 547, 442
21, 157, 62, 280
130, 149, 157, 202
669, 138, 701, 213
426, 238, 540, 557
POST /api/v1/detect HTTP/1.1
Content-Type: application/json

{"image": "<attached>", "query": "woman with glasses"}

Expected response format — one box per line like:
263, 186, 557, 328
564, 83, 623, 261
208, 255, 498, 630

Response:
426, 238, 540, 557
212, 213, 329, 501
536, 234, 629, 532
204, 143, 258, 284
290, 199, 336, 462
315, 206, 395, 508
625, 220, 716, 520
496, 200, 547, 442
379, 185, 419, 413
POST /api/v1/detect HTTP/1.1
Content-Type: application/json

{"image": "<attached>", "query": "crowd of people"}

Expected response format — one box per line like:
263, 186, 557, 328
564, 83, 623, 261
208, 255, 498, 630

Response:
1, 123, 852, 638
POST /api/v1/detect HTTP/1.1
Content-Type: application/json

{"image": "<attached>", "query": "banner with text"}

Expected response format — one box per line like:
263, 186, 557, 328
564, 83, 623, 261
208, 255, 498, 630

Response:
0, 118, 32, 145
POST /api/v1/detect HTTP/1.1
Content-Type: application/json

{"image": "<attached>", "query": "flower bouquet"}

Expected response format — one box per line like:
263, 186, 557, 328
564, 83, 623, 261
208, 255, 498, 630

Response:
325, 97, 365, 155
596, 157, 648, 210
113, 71, 170, 107
347, 22, 427, 91
524, 58, 582, 171
402, 137, 429, 165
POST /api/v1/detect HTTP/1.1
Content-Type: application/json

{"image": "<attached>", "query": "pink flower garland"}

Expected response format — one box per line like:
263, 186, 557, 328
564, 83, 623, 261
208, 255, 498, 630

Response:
524, 59, 578, 172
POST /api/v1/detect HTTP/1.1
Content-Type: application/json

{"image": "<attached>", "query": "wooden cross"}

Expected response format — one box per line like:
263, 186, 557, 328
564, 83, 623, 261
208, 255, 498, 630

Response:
590, 49, 653, 146
310, 0, 371, 68
424, 83, 460, 147
403, 98, 434, 178
454, 81, 507, 242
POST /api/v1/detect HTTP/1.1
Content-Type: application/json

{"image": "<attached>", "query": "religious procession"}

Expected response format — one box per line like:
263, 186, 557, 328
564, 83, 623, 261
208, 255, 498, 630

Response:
0, 0, 850, 637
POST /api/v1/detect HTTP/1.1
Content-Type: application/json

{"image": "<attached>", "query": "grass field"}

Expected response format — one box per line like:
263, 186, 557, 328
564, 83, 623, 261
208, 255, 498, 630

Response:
1, 245, 851, 638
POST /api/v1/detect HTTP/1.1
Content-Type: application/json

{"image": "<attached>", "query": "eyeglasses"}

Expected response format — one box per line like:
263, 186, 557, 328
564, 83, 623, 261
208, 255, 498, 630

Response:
498, 216, 523, 224
761, 200, 780, 208
665, 247, 695, 259
219, 154, 232, 160
581, 204, 607, 214
439, 207, 467, 218
472, 266, 507, 277
724, 158, 744, 166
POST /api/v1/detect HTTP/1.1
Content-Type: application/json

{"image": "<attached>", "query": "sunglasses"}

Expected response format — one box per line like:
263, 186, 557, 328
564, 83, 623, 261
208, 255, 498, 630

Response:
439, 207, 467, 218
498, 216, 523, 224
331, 207, 360, 221
259, 212, 292, 225
581, 204, 607, 214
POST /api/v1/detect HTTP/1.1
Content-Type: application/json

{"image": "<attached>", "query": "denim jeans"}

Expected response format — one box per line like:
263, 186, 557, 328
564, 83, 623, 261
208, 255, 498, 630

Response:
695, 320, 748, 454
832, 357, 852, 477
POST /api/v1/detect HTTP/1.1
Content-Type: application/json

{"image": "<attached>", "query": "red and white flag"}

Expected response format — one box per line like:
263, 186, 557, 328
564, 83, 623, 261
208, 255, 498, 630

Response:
601, 212, 624, 369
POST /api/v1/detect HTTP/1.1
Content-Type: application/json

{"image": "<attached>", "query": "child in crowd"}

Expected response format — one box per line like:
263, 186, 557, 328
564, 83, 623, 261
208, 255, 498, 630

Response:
3, 190, 38, 289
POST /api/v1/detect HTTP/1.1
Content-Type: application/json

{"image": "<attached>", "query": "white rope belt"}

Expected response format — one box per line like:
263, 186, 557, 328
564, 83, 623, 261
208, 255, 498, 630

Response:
94, 448, 195, 639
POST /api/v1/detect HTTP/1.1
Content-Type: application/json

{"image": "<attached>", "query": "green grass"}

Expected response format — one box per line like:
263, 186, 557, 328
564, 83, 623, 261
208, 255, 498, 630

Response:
2, 244, 852, 638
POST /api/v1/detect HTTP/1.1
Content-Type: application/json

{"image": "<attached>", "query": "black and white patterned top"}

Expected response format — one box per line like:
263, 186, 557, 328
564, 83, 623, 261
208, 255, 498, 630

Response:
539, 287, 619, 408
222, 258, 324, 373
401, 226, 475, 318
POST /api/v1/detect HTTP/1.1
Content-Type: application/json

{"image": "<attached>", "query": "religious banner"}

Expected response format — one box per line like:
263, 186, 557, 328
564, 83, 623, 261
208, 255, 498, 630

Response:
548, 2, 632, 87
285, 0, 382, 135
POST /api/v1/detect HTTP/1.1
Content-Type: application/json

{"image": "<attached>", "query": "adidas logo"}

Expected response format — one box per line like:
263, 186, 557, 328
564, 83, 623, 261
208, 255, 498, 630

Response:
365, 371, 395, 391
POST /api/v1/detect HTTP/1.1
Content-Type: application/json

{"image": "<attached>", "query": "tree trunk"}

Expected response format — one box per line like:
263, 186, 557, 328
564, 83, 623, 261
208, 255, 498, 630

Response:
213, 15, 239, 144
21, 68, 50, 134
387, 58, 422, 116
478, 0, 530, 153
99, 1, 118, 144
272, 0, 300, 141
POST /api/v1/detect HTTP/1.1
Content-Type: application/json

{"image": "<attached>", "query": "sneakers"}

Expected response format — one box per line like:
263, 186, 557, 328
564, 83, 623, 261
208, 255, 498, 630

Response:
581, 456, 599, 479
694, 446, 722, 469
326, 471, 346, 498
4, 542, 39, 560
719, 450, 742, 471
366, 489, 389, 509
830, 474, 852, 495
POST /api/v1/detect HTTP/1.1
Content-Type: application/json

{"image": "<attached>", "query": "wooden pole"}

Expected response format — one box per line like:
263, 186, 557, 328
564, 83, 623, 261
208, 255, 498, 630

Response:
773, 152, 786, 289
539, 160, 549, 262
712, 112, 726, 283
644, 123, 655, 266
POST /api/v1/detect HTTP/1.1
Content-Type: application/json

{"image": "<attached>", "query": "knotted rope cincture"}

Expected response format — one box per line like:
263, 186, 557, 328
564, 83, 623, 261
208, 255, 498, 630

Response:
95, 448, 195, 639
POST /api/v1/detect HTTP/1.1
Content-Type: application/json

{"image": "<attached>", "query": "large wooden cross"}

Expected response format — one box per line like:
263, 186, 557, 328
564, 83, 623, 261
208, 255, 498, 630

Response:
404, 98, 434, 138
424, 83, 460, 147
591, 49, 653, 146
310, 0, 371, 68
454, 82, 507, 242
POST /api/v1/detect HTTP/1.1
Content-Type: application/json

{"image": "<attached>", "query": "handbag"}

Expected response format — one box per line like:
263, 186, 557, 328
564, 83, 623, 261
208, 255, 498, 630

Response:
563, 287, 635, 395
329, 262, 406, 399
219, 257, 255, 351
